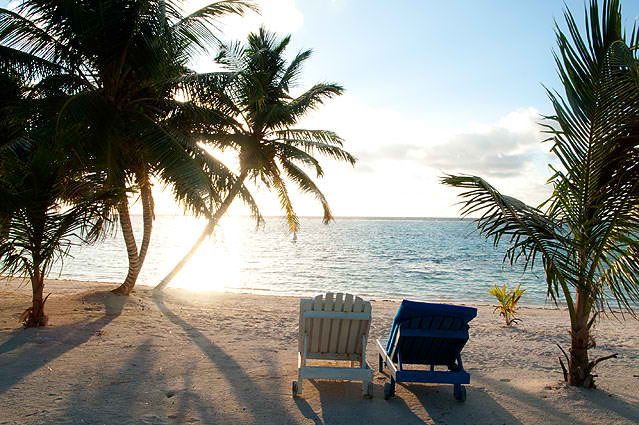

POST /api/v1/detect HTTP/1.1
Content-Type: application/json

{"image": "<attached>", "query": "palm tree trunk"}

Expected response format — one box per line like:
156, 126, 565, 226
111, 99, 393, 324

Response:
23, 268, 47, 327
137, 176, 154, 265
568, 286, 590, 386
153, 172, 247, 292
112, 197, 141, 295
112, 175, 154, 296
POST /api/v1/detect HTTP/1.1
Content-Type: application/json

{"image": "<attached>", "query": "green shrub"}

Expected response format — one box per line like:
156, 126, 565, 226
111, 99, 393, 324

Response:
488, 284, 526, 326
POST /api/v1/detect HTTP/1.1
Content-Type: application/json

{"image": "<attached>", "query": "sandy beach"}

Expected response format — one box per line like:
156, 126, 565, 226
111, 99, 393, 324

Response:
1, 278, 638, 425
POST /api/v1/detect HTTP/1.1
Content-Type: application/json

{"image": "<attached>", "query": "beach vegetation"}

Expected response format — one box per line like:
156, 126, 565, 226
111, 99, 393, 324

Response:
443, 0, 639, 388
488, 284, 525, 326
0, 1, 257, 296
0, 73, 116, 326
154, 27, 355, 291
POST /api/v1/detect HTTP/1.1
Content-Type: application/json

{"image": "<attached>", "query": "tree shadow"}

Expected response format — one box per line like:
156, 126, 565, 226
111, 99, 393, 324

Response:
51, 339, 160, 424
151, 292, 300, 424
170, 362, 218, 424
564, 384, 639, 424
0, 290, 125, 396
471, 374, 590, 424
403, 381, 524, 425
46, 337, 230, 424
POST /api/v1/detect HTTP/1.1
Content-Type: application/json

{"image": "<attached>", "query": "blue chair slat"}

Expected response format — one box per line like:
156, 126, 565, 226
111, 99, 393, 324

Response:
386, 300, 476, 366
386, 300, 476, 351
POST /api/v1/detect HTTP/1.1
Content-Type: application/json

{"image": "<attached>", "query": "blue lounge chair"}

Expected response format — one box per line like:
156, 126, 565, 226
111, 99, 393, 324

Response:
376, 300, 477, 401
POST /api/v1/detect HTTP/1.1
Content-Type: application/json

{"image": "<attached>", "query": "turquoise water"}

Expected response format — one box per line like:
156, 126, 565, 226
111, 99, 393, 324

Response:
52, 216, 552, 305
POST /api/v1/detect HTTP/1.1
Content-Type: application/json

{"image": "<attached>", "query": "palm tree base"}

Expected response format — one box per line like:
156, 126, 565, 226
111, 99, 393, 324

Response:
111, 284, 133, 296
20, 295, 50, 327
20, 309, 48, 327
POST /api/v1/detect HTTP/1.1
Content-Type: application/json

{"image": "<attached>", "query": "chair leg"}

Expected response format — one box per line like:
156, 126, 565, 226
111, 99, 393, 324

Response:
378, 354, 384, 372
384, 376, 396, 400
362, 380, 373, 398
297, 370, 303, 395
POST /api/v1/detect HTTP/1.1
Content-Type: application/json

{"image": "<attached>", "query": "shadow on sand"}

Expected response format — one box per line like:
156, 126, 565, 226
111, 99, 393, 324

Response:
469, 373, 639, 425
296, 379, 427, 425
151, 292, 299, 424
0, 291, 125, 396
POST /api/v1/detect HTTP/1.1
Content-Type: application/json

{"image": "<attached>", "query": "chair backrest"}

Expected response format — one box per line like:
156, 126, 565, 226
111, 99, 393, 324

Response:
299, 293, 372, 359
386, 300, 477, 366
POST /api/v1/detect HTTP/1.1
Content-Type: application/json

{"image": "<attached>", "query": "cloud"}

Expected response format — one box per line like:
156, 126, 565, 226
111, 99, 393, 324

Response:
343, 107, 549, 178
290, 102, 555, 215
424, 127, 541, 178
185, 0, 304, 73
422, 108, 551, 178
186, 0, 304, 42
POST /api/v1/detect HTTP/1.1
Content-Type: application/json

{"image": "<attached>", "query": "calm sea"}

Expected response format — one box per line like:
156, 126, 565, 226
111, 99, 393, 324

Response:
50, 216, 552, 306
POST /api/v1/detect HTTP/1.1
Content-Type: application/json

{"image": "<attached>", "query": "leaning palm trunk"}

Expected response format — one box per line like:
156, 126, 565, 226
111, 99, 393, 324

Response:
112, 177, 154, 295
153, 171, 247, 292
152, 29, 355, 292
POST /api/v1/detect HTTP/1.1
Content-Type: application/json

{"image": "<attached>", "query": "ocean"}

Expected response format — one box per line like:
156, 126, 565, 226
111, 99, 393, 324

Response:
50, 216, 553, 306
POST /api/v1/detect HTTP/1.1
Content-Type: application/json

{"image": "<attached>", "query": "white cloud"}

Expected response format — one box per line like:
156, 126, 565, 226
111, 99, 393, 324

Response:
300, 100, 549, 177
185, 0, 304, 73
185, 0, 303, 42
287, 101, 555, 216
150, 93, 556, 217
422, 110, 546, 178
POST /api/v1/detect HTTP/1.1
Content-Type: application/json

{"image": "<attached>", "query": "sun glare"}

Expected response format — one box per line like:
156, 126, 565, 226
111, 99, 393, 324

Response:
161, 217, 243, 293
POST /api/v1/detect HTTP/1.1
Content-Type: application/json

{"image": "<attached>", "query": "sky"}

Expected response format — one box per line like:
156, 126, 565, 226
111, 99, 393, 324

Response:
4, 1, 639, 218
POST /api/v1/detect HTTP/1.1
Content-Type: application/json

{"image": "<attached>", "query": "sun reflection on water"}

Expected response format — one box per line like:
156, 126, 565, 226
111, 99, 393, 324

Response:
55, 217, 552, 304
154, 216, 244, 293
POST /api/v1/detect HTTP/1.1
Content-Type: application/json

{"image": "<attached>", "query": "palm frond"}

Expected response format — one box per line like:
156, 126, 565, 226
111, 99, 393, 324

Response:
441, 174, 576, 311
0, 45, 62, 80
279, 48, 312, 91
283, 83, 343, 125
280, 158, 332, 224
0, 7, 70, 68
270, 168, 299, 233
172, 1, 256, 54
272, 129, 356, 165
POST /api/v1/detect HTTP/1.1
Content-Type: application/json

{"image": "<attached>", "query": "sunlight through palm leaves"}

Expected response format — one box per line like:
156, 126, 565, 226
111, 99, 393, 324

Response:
154, 27, 356, 291
0, 1, 255, 295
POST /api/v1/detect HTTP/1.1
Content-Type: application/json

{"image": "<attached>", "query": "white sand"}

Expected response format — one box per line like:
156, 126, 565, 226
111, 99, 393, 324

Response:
1, 278, 638, 425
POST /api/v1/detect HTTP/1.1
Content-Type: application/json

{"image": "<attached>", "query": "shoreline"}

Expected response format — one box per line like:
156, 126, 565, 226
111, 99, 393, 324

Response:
1, 276, 566, 310
1, 278, 638, 424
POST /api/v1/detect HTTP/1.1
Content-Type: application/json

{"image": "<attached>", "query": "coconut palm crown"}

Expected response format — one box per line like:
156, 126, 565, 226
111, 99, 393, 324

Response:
0, 1, 258, 295
154, 27, 356, 291
442, 0, 639, 388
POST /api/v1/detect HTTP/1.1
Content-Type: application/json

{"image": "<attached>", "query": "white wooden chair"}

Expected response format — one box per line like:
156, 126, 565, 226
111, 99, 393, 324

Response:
293, 292, 374, 398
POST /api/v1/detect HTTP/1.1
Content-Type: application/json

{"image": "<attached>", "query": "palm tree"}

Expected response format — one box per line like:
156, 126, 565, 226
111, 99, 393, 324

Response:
0, 1, 257, 295
154, 28, 356, 291
1, 147, 116, 327
0, 76, 116, 326
442, 0, 639, 387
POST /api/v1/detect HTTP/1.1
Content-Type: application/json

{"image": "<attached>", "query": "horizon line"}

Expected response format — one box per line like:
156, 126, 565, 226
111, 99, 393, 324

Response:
131, 214, 471, 220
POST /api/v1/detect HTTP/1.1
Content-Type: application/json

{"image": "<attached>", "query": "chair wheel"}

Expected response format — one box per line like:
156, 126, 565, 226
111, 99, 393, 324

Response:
383, 382, 392, 400
292, 381, 298, 398
454, 385, 466, 402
